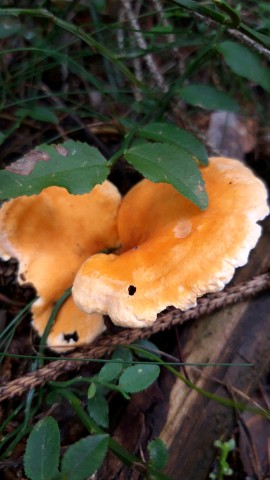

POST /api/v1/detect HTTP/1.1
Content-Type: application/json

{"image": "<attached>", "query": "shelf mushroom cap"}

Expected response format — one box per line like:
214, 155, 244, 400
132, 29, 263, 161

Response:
0, 181, 121, 350
73, 157, 269, 328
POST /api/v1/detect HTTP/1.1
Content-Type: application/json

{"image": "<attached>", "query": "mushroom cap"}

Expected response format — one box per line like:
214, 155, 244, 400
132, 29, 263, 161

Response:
0, 181, 121, 350
35, 296, 105, 352
73, 157, 269, 328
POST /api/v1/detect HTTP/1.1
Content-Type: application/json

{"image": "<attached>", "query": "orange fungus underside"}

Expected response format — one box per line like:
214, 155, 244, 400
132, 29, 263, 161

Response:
0, 181, 121, 350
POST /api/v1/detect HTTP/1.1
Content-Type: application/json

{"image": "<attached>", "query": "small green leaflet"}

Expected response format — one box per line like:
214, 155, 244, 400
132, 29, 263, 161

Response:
240, 23, 270, 49
148, 438, 169, 471
98, 360, 123, 382
0, 17, 22, 39
217, 41, 270, 92
124, 142, 208, 210
119, 364, 160, 393
0, 140, 108, 200
178, 84, 239, 112
137, 122, 208, 166
17, 106, 59, 125
111, 346, 133, 365
88, 394, 109, 428
132, 339, 161, 359
260, 2, 270, 12
61, 434, 109, 480
24, 416, 60, 480
87, 382, 97, 399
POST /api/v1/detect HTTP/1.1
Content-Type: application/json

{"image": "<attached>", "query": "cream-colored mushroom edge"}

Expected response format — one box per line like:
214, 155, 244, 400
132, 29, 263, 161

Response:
72, 157, 269, 328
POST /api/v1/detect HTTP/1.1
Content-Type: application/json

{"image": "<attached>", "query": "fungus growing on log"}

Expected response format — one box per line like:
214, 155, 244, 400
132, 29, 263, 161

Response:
0, 181, 121, 350
73, 157, 269, 328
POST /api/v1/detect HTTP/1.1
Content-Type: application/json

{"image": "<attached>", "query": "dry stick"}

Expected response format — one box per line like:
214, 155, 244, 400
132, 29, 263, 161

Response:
152, 0, 175, 39
193, 12, 270, 62
117, 7, 144, 102
120, 1, 222, 155
0, 272, 269, 402
227, 28, 270, 62
120, 0, 168, 92
152, 0, 186, 68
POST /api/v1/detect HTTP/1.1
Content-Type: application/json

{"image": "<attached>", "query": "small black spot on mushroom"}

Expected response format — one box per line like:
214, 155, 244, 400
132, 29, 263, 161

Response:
63, 331, 79, 343
20, 273, 26, 281
128, 285, 136, 296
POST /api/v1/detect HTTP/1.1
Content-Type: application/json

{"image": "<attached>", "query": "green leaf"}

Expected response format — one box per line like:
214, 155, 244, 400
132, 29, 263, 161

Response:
0, 140, 108, 199
148, 438, 169, 470
138, 122, 208, 165
170, 0, 227, 24
24, 416, 60, 480
61, 434, 109, 480
133, 339, 161, 359
240, 23, 270, 49
0, 17, 22, 39
92, 0, 106, 12
260, 2, 270, 13
119, 364, 160, 393
149, 25, 174, 34
87, 383, 97, 399
112, 347, 133, 365
178, 84, 239, 112
17, 106, 59, 125
217, 41, 270, 92
0, 132, 6, 145
259, 2, 270, 13
88, 394, 109, 428
124, 143, 208, 210
98, 361, 123, 383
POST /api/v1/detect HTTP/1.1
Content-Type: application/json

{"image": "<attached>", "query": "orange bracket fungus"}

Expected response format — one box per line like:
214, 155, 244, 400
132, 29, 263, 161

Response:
0, 181, 121, 351
73, 157, 269, 328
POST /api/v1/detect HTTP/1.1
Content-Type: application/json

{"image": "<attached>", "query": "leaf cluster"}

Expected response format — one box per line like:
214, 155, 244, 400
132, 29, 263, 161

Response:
209, 438, 236, 480
23, 340, 169, 480
0, 122, 209, 209
24, 417, 109, 480
0, 1, 269, 157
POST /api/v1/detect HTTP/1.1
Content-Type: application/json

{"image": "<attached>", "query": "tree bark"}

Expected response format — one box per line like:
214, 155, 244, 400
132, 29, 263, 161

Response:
154, 218, 270, 480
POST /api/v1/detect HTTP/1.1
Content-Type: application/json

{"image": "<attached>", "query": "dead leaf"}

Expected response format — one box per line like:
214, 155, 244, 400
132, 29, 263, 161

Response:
6, 150, 50, 176
207, 111, 257, 159
239, 391, 270, 478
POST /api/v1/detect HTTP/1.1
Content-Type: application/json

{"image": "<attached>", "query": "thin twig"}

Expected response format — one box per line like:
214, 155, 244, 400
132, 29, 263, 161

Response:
227, 28, 270, 62
0, 271, 269, 402
193, 12, 270, 62
121, 0, 168, 92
